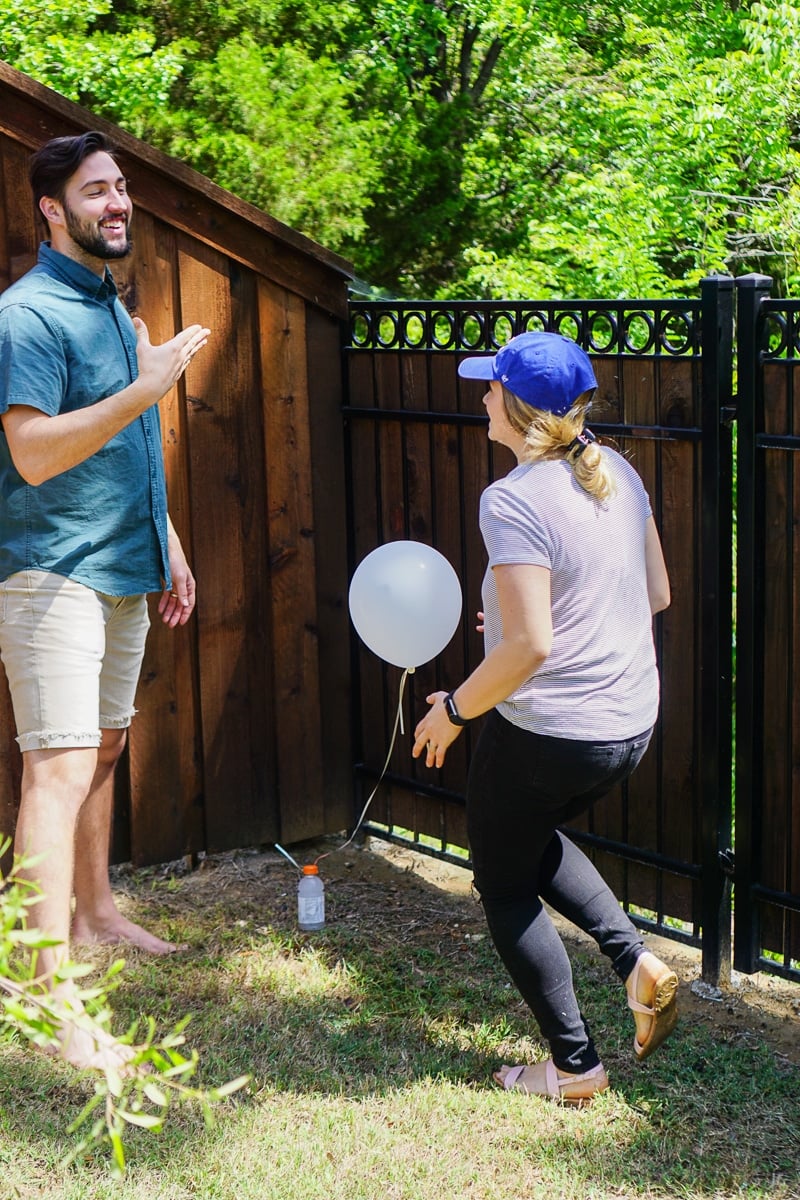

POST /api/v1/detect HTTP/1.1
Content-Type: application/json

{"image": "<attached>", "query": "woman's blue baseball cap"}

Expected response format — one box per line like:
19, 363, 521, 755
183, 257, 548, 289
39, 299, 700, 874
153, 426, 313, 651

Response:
458, 331, 597, 416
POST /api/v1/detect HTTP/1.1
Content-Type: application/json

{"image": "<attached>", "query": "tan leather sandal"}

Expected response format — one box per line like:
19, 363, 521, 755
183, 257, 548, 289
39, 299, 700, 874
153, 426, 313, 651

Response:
493, 1060, 609, 1106
626, 951, 679, 1060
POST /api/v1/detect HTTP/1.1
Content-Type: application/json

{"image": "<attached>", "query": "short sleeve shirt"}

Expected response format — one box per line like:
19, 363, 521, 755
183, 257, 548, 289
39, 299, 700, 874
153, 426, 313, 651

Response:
479, 447, 659, 740
0, 243, 169, 596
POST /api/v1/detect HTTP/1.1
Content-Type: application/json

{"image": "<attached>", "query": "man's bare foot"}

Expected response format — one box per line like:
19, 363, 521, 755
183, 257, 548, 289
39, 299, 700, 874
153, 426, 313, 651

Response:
44, 986, 138, 1074
72, 911, 187, 955
53, 1018, 137, 1074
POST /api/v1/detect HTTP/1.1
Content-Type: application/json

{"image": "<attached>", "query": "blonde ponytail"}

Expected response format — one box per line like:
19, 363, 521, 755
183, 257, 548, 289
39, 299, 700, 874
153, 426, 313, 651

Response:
501, 387, 616, 503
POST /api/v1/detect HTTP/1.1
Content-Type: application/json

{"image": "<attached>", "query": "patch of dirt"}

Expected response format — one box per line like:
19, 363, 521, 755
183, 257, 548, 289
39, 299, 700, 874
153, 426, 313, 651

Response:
112, 834, 800, 1068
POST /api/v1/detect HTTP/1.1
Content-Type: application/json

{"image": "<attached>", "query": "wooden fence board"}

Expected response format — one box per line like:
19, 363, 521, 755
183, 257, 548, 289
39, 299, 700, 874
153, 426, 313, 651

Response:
760, 353, 793, 953
761, 447, 791, 954
430, 355, 472, 792
348, 361, 388, 809
305, 306, 353, 835
179, 240, 275, 852
121, 213, 205, 865
0, 139, 37, 289
258, 277, 324, 843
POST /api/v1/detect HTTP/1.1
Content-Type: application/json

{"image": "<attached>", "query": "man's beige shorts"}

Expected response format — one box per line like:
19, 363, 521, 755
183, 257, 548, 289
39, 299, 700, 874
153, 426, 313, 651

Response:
0, 570, 150, 752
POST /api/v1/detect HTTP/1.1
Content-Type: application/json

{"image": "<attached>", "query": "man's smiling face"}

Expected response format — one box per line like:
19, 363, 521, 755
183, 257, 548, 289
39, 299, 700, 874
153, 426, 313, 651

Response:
57, 149, 133, 264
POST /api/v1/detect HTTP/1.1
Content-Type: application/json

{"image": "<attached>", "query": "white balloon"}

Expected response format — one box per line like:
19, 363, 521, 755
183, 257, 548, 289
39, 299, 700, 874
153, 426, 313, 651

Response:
349, 541, 463, 668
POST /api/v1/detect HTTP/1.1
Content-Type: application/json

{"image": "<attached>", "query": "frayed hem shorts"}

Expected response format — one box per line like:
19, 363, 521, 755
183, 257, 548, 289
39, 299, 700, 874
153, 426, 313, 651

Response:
0, 570, 150, 752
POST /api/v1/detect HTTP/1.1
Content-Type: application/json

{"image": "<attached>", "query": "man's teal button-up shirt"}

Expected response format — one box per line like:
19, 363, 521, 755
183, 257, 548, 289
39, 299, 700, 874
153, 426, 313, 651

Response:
0, 243, 170, 596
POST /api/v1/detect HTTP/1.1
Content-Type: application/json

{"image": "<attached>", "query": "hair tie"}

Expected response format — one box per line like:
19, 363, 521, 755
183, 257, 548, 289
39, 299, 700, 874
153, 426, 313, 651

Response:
567, 428, 597, 459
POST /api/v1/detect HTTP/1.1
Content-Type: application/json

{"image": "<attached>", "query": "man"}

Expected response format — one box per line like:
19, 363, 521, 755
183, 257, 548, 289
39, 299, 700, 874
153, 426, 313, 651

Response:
0, 130, 210, 1069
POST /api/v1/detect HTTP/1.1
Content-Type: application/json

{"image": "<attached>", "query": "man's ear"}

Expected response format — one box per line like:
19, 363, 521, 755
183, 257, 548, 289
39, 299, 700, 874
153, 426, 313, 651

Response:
39, 195, 64, 227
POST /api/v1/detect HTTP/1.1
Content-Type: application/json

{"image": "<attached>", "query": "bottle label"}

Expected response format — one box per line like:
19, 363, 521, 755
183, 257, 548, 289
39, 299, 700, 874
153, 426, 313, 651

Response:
298, 895, 325, 925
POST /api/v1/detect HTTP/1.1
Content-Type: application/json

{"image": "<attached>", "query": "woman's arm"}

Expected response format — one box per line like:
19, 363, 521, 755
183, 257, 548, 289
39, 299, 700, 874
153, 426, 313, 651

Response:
645, 516, 670, 614
412, 562, 552, 768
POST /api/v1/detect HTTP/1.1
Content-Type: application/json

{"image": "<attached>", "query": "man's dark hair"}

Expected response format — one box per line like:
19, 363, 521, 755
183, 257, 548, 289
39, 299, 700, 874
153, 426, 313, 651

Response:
29, 131, 121, 212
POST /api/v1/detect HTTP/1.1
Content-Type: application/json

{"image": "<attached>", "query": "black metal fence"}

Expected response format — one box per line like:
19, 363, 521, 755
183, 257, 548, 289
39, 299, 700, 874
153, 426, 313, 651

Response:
343, 281, 748, 984
343, 277, 800, 987
735, 279, 800, 980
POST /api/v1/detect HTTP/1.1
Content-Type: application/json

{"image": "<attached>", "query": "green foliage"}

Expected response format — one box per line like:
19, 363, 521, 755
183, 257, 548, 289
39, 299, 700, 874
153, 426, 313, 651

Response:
2, 0, 800, 296
0, 0, 187, 133
164, 35, 384, 246
0, 838, 248, 1177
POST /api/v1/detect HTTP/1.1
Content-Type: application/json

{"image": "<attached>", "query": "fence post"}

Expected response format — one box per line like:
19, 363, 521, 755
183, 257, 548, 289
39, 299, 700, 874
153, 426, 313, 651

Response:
699, 275, 735, 985
733, 273, 773, 974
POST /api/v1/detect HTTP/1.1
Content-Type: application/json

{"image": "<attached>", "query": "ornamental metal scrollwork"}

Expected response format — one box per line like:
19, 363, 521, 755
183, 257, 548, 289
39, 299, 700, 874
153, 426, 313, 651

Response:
587, 311, 618, 354
347, 300, 702, 356
519, 310, 549, 337
402, 311, 427, 348
456, 309, 487, 350
659, 311, 693, 355
430, 310, 456, 350
761, 312, 788, 357
553, 310, 584, 344
350, 309, 371, 348
489, 310, 517, 348
375, 310, 400, 349
623, 310, 656, 355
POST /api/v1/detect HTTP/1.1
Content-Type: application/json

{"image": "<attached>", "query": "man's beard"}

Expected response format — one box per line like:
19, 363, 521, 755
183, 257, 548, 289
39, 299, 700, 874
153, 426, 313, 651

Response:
63, 201, 133, 260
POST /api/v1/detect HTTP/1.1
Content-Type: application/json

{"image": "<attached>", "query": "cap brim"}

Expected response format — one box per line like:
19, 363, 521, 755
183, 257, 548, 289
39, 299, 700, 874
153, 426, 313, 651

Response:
457, 354, 496, 381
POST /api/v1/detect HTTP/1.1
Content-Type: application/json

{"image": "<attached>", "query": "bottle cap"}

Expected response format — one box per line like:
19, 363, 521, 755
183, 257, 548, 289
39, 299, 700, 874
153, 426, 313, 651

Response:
302, 864, 319, 875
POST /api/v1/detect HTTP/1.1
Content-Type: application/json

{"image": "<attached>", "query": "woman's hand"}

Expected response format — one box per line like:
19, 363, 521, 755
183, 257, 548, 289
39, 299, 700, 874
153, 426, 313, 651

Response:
412, 691, 463, 768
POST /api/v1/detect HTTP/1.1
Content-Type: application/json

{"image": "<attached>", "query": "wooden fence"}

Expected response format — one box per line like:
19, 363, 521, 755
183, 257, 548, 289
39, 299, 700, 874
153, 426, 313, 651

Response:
0, 62, 355, 864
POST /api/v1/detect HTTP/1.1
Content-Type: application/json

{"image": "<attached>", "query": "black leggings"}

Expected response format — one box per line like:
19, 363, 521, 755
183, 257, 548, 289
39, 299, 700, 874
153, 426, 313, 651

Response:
467, 710, 653, 1073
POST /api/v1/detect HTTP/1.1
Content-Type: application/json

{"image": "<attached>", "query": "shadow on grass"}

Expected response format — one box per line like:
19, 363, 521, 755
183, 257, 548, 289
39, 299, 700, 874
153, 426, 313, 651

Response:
0, 841, 798, 1197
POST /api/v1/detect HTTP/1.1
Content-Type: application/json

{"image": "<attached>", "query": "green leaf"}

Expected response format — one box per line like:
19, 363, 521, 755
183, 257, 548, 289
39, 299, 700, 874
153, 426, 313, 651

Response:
143, 1081, 168, 1107
116, 1108, 164, 1130
210, 1075, 251, 1098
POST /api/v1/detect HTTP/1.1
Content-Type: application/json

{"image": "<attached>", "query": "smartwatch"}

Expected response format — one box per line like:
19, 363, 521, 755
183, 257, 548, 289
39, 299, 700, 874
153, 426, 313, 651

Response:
444, 691, 468, 727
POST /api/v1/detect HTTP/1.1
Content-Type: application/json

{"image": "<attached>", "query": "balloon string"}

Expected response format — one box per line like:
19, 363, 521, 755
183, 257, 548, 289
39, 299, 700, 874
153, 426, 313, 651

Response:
315, 666, 414, 865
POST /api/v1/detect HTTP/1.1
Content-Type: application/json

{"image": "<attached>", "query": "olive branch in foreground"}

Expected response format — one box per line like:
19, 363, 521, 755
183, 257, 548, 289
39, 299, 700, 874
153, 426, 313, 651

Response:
0, 837, 249, 1176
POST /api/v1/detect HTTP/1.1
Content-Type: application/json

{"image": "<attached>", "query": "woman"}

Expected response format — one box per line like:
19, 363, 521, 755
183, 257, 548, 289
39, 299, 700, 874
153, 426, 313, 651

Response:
412, 330, 677, 1105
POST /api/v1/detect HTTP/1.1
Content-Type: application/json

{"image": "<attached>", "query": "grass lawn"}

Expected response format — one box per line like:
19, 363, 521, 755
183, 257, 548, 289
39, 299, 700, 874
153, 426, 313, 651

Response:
0, 838, 797, 1200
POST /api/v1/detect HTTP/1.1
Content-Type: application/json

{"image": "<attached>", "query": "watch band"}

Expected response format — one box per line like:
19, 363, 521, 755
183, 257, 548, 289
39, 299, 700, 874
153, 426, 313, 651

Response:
444, 691, 468, 726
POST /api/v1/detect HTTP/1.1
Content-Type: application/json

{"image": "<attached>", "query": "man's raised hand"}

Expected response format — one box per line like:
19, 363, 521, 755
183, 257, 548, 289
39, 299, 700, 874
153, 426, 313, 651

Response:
132, 318, 210, 402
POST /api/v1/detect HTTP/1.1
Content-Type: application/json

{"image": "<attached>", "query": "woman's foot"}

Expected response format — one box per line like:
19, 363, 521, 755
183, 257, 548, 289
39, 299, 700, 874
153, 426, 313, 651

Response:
626, 950, 679, 1060
493, 1060, 609, 1106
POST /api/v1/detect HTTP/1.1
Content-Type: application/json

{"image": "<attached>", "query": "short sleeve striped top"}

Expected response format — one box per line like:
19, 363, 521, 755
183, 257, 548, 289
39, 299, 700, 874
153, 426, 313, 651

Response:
479, 446, 660, 740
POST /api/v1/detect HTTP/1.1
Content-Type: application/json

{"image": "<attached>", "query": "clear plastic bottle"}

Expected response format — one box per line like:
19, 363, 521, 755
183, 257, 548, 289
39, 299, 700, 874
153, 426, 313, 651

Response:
297, 864, 325, 931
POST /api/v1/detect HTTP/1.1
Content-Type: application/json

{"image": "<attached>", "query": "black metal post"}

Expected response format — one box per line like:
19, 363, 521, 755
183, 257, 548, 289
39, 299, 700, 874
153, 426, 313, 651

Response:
733, 273, 773, 974
699, 275, 735, 985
